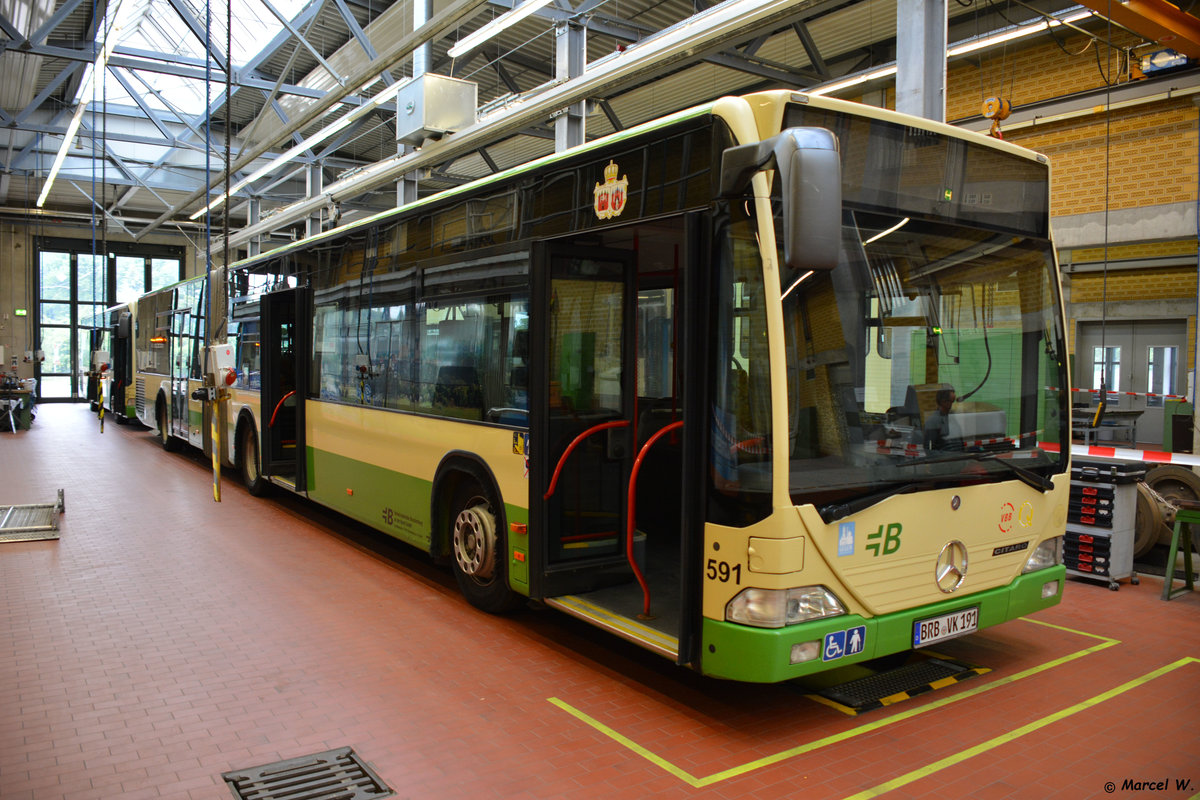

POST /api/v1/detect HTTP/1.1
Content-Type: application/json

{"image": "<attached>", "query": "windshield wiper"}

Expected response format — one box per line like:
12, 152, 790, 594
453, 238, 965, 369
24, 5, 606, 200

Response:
895, 451, 1054, 493
817, 481, 926, 523
978, 453, 1054, 492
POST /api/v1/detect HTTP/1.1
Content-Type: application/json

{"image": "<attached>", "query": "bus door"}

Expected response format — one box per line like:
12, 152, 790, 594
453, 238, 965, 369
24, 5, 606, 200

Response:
168, 306, 194, 442
260, 286, 307, 489
111, 311, 132, 416
534, 244, 636, 597
533, 219, 704, 663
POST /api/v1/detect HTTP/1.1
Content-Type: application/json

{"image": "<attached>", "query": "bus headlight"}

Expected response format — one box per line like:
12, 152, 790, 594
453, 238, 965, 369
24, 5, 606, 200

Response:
1022, 536, 1063, 573
726, 586, 845, 628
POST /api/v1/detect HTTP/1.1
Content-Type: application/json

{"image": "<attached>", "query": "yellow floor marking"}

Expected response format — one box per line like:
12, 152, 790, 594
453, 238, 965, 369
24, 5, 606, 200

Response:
548, 617, 1121, 789
844, 658, 1199, 799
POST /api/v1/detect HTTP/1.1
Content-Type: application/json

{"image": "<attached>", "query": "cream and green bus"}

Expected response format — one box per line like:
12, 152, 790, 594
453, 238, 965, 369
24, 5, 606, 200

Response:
151, 89, 1071, 683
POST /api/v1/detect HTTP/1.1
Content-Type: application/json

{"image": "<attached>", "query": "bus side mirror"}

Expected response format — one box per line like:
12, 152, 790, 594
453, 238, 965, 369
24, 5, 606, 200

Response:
719, 127, 842, 272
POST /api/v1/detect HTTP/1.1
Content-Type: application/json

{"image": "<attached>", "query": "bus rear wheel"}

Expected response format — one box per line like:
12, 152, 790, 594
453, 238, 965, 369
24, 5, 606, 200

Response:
239, 423, 269, 497
449, 479, 522, 613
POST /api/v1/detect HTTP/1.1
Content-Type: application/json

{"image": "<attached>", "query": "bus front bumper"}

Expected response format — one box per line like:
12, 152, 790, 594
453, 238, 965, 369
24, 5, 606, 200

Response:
698, 566, 1065, 683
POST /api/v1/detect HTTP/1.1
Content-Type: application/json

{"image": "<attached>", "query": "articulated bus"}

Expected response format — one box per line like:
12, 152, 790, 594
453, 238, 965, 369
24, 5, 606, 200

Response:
140, 90, 1070, 683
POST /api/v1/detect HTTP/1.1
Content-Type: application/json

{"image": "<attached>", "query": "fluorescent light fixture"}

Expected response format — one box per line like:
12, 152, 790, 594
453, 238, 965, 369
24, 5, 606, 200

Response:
948, 10, 1093, 56
807, 65, 897, 97
808, 9, 1093, 97
190, 76, 410, 219
37, 2, 127, 207
447, 0, 555, 60
781, 270, 815, 300
863, 217, 910, 245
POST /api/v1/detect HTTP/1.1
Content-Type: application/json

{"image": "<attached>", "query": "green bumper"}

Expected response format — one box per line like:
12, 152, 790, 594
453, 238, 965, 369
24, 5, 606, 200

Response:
699, 566, 1066, 683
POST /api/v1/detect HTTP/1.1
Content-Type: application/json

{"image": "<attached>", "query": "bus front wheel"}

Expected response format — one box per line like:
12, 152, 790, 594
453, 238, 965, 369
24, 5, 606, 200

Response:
156, 400, 180, 452
449, 479, 522, 613
239, 422, 269, 497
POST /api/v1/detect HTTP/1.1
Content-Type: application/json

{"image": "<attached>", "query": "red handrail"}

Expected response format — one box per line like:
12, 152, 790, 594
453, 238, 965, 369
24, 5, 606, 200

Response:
269, 390, 296, 428
627, 420, 683, 618
544, 420, 629, 501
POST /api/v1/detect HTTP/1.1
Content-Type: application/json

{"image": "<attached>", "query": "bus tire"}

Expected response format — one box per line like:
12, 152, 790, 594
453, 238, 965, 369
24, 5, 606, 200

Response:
239, 421, 269, 497
1144, 465, 1200, 546
1133, 482, 1166, 558
156, 398, 180, 452
448, 476, 523, 613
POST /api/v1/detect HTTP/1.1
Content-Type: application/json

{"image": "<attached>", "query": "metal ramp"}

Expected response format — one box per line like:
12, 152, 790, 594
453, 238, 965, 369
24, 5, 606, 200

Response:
804, 655, 989, 715
0, 489, 65, 543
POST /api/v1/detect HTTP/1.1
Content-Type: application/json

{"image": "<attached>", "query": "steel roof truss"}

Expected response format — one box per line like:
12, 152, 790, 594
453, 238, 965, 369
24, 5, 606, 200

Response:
67, 181, 138, 236
261, 0, 345, 86
316, 115, 380, 158
14, 63, 85, 127
107, 66, 181, 143
165, 0, 230, 73
27, 0, 91, 48
792, 20, 830, 78
0, 10, 21, 41
127, 68, 212, 142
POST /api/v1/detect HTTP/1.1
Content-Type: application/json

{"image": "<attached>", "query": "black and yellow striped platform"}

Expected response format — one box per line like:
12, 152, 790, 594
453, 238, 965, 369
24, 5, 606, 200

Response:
805, 655, 990, 715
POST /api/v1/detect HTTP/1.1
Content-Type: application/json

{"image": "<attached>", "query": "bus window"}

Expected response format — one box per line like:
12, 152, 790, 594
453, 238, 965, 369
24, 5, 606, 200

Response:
709, 211, 772, 525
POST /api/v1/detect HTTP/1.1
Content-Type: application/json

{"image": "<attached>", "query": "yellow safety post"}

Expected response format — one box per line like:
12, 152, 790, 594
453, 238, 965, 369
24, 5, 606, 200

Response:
211, 389, 221, 502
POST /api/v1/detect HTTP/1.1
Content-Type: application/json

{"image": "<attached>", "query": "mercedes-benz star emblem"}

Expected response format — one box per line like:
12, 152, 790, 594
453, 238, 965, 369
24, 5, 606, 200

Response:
936, 540, 969, 593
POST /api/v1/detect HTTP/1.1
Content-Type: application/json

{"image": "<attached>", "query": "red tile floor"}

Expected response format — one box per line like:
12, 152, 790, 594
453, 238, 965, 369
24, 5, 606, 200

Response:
2, 404, 1198, 800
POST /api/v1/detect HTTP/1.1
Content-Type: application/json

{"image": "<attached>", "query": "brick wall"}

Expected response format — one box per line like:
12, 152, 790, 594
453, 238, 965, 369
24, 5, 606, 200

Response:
1070, 267, 1199, 302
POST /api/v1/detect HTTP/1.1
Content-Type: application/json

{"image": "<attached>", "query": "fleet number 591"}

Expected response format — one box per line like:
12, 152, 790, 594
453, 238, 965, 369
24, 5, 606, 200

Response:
706, 559, 742, 584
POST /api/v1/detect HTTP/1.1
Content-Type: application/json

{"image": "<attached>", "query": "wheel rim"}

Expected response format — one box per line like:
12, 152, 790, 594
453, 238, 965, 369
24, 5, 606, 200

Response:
159, 407, 168, 442
453, 498, 496, 581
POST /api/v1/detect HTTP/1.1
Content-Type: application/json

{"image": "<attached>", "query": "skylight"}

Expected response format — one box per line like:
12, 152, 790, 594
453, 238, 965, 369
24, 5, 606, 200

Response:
78, 0, 310, 117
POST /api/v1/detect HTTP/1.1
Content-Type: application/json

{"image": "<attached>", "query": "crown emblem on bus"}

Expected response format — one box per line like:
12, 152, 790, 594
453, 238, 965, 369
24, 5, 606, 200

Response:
593, 160, 629, 220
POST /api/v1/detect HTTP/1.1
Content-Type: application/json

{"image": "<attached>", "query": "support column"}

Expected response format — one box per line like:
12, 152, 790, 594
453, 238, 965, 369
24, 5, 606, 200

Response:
398, 0, 433, 207
895, 0, 947, 122
248, 198, 261, 257
554, 20, 586, 152
1191, 97, 1200, 459
307, 164, 323, 238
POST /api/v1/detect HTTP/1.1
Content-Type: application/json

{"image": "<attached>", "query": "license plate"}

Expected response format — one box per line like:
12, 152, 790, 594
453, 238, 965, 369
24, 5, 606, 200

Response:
913, 607, 979, 647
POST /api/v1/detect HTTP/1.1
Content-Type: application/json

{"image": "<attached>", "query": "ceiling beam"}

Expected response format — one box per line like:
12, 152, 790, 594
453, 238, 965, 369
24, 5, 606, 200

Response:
1075, 0, 1200, 58
218, 0, 843, 249
136, 0, 494, 238
27, 0, 91, 48
165, 0, 230, 73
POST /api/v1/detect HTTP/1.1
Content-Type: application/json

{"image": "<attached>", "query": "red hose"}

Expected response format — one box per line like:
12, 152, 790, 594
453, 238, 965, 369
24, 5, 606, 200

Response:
627, 420, 683, 618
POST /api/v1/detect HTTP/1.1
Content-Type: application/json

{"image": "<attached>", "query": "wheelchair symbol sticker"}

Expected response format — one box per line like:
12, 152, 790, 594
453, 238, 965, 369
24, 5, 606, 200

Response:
822, 626, 866, 661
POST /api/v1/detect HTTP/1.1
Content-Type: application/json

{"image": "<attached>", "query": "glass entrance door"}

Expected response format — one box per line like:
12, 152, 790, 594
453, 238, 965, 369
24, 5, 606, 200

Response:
36, 251, 107, 399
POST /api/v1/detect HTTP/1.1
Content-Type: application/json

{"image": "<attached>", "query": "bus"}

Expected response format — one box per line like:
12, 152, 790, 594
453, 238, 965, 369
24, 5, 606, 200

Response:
130, 273, 214, 450
143, 89, 1070, 683
88, 300, 138, 423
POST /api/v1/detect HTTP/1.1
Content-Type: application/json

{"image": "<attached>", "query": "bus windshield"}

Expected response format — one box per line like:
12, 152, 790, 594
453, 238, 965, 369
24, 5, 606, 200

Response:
782, 211, 1068, 519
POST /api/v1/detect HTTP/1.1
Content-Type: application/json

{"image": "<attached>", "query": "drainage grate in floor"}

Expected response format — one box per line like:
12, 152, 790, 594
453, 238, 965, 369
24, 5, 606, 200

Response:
808, 656, 989, 715
223, 747, 393, 800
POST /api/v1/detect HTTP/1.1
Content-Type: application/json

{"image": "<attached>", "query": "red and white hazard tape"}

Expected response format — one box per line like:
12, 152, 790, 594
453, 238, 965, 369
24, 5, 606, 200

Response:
964, 429, 1040, 448
874, 441, 924, 457
1046, 386, 1188, 402
1040, 441, 1200, 468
